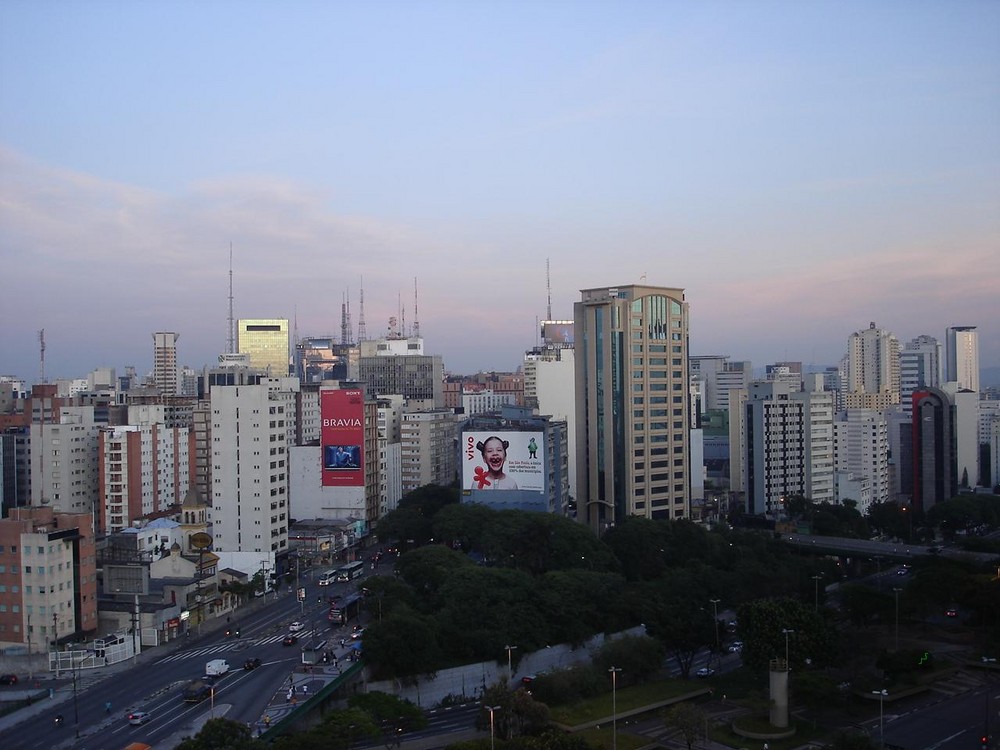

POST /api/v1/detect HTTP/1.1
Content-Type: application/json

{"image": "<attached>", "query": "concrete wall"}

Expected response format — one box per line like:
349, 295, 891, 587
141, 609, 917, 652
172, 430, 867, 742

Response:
364, 627, 645, 708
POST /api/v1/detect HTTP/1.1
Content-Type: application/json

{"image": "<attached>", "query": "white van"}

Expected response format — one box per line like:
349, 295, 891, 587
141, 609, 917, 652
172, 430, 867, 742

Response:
318, 571, 337, 586
205, 659, 230, 677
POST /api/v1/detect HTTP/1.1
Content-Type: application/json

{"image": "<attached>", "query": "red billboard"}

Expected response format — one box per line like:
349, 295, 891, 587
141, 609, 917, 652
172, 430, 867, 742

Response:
320, 389, 364, 487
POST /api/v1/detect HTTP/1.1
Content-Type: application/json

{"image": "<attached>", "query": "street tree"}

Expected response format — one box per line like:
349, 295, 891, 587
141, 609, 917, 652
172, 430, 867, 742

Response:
663, 702, 706, 750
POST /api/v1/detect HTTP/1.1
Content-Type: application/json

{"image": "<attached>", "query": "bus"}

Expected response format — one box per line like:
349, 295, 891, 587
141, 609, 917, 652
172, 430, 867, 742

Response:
334, 560, 365, 582
328, 592, 363, 625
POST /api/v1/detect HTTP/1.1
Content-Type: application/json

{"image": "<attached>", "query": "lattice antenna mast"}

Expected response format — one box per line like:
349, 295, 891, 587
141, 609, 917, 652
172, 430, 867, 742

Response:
412, 277, 420, 338
546, 257, 552, 321
346, 288, 353, 344
340, 294, 348, 345
227, 243, 235, 354
293, 305, 299, 350
38, 329, 46, 383
357, 276, 367, 342
399, 292, 406, 338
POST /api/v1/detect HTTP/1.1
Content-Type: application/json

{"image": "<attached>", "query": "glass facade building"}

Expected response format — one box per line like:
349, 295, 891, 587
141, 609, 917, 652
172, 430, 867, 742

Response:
575, 284, 690, 531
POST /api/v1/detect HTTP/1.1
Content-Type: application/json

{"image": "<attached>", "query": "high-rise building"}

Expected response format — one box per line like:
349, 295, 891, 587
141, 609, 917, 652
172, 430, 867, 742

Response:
742, 380, 835, 515
834, 409, 890, 512
209, 376, 299, 571
946, 326, 979, 393
900, 335, 942, 418
912, 387, 957, 513
400, 409, 458, 493
152, 332, 180, 396
524, 346, 577, 502
238, 319, 290, 376
846, 322, 900, 409
356, 336, 444, 409
574, 284, 690, 530
30, 406, 100, 514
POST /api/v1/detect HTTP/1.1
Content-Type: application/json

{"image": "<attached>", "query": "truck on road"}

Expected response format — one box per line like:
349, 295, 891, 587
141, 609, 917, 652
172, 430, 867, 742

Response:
205, 659, 230, 677
182, 679, 213, 703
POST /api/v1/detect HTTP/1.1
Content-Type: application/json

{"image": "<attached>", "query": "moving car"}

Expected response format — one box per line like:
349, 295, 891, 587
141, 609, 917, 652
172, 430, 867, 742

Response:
288, 621, 306, 633
727, 641, 743, 653
282, 634, 298, 646
244, 657, 262, 670
127, 710, 151, 726
205, 659, 230, 677
695, 667, 715, 678
0, 674, 17, 685
224, 624, 241, 637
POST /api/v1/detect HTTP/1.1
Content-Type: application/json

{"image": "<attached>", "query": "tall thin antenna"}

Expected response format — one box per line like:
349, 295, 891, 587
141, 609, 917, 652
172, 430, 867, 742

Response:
340, 294, 348, 345
293, 305, 299, 349
227, 243, 235, 354
546, 257, 552, 321
357, 276, 367, 342
346, 288, 353, 344
38, 329, 46, 383
399, 292, 405, 338
412, 277, 420, 338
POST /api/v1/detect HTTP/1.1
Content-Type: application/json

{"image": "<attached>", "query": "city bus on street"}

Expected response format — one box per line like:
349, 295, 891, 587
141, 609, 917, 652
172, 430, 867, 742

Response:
335, 560, 365, 582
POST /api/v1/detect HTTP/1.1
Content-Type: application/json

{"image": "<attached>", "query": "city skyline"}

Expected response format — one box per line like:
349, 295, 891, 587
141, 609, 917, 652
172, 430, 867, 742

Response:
1, 1, 998, 382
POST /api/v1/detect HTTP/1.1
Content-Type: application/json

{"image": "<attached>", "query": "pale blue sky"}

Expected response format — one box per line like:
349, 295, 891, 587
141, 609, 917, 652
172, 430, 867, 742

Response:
1, 0, 998, 382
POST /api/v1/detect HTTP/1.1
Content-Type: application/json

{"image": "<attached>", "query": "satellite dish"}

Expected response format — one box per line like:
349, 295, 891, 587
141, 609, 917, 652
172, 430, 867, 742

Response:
190, 532, 213, 550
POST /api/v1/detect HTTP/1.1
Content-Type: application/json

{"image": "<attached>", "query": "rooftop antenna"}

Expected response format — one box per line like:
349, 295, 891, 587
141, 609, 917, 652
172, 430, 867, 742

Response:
346, 287, 353, 344
357, 276, 367, 342
293, 305, 299, 350
227, 243, 235, 354
399, 291, 406, 338
546, 257, 552, 321
413, 277, 420, 338
38, 329, 46, 383
340, 294, 348, 345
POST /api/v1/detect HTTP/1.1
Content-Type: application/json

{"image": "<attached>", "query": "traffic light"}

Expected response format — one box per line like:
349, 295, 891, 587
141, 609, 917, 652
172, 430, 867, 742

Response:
981, 734, 989, 750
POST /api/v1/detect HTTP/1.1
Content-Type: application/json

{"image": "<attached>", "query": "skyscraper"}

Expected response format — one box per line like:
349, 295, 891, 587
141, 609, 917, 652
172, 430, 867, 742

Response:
152, 331, 180, 396
574, 283, 690, 530
946, 326, 979, 393
846, 322, 900, 409
238, 319, 290, 376
900, 335, 942, 418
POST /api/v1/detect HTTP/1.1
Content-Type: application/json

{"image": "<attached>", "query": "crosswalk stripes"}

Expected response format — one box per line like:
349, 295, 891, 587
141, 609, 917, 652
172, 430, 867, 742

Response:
153, 630, 321, 664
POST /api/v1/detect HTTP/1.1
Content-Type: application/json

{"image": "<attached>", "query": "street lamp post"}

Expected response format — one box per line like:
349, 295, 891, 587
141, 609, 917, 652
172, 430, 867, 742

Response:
504, 645, 517, 682
487, 705, 501, 750
609, 666, 622, 750
893, 587, 902, 652
782, 628, 795, 670
812, 574, 823, 613
872, 689, 887, 747
71, 658, 80, 739
709, 598, 721, 650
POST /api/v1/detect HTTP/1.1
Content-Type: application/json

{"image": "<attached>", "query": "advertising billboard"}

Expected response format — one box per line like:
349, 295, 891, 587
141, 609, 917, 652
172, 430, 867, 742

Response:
320, 389, 364, 487
462, 431, 545, 493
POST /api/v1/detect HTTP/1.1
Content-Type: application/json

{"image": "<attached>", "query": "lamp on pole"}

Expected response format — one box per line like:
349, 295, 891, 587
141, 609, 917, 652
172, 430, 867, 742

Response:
504, 645, 517, 682
71, 657, 80, 739
782, 628, 795, 670
872, 689, 887, 747
812, 574, 823, 613
52, 612, 60, 678
609, 666, 622, 750
893, 588, 902, 652
709, 598, 721, 652
487, 705, 501, 750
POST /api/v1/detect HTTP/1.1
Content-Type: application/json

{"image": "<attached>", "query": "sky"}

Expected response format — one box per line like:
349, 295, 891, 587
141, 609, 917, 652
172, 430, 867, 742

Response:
1, 0, 998, 384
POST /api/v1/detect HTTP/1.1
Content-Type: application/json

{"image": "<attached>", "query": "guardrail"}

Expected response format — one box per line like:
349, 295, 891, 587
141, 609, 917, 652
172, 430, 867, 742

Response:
260, 660, 365, 740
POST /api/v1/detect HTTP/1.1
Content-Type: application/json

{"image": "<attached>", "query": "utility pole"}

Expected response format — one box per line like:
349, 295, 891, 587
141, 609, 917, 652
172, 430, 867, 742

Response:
132, 593, 140, 664
52, 612, 60, 678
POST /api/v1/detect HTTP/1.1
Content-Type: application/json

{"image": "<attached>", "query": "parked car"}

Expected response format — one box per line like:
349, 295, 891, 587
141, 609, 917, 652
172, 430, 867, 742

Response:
127, 711, 151, 726
288, 621, 306, 633
727, 641, 743, 653
695, 667, 715, 678
282, 635, 298, 646
244, 657, 262, 670
0, 674, 17, 685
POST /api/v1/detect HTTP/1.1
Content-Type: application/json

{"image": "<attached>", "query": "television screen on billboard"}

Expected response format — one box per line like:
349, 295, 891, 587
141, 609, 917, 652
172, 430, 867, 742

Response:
320, 389, 364, 487
323, 445, 361, 470
462, 431, 545, 493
